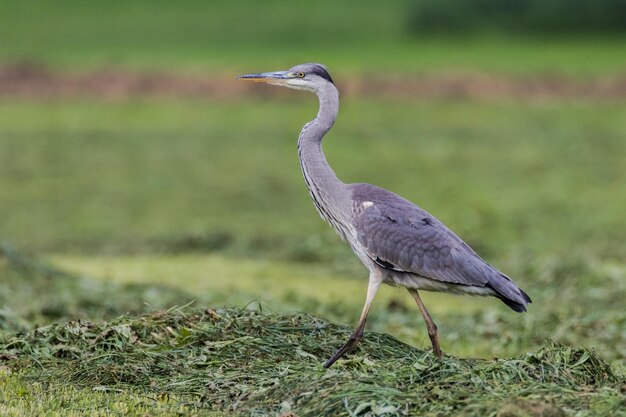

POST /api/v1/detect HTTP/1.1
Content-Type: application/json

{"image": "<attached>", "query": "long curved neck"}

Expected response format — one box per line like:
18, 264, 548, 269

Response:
298, 83, 342, 188
297, 83, 351, 233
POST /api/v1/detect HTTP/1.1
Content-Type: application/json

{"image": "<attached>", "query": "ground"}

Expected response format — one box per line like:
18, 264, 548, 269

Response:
1, 247, 624, 416
1, 1, 625, 415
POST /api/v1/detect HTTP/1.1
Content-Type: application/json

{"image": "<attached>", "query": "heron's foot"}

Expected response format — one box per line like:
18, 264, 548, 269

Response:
323, 333, 362, 368
431, 342, 443, 360
427, 325, 442, 360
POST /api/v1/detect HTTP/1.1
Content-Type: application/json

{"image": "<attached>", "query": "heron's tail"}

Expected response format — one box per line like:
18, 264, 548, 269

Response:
487, 273, 532, 313
498, 288, 532, 312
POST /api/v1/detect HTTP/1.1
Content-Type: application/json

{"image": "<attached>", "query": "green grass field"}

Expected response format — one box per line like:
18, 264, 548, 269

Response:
2, 98, 625, 260
2, 0, 626, 75
2, 95, 625, 416
1, 1, 626, 415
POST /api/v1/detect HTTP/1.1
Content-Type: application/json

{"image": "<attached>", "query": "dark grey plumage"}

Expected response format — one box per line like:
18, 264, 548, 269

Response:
237, 62, 531, 368
306, 64, 334, 84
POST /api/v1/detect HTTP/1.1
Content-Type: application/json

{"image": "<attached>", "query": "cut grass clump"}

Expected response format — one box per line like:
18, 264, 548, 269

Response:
2, 307, 624, 416
1, 244, 625, 415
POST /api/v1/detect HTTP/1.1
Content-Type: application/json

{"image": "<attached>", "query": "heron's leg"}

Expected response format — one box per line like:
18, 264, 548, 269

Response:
323, 272, 382, 368
407, 289, 442, 359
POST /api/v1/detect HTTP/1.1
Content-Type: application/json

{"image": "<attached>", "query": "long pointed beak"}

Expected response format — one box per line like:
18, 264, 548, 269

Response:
235, 71, 291, 83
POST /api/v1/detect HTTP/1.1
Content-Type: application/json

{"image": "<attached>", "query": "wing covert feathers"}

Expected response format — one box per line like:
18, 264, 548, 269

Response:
350, 183, 531, 312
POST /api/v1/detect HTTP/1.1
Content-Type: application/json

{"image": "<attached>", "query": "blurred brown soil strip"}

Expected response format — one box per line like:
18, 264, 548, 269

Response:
1, 62, 626, 101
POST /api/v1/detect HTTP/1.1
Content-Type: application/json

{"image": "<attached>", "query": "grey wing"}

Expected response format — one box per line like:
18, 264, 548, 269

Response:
351, 183, 497, 287
350, 183, 531, 310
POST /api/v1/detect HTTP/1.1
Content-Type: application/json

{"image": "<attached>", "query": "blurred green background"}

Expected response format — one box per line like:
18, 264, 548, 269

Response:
1, 0, 625, 362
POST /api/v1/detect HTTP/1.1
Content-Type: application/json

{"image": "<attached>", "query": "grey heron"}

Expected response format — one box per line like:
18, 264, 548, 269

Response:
237, 63, 531, 368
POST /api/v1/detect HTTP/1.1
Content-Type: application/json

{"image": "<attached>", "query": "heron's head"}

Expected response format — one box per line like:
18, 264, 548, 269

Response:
236, 63, 334, 92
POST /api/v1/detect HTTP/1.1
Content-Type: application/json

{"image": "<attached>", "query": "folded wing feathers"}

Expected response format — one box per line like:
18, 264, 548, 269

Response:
351, 183, 531, 310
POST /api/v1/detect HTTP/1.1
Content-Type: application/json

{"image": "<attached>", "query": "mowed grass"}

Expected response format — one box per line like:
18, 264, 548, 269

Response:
1, 247, 624, 416
47, 251, 626, 363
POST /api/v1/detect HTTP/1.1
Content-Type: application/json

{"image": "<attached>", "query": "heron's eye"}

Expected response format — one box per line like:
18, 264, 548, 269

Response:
297, 72, 305, 78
